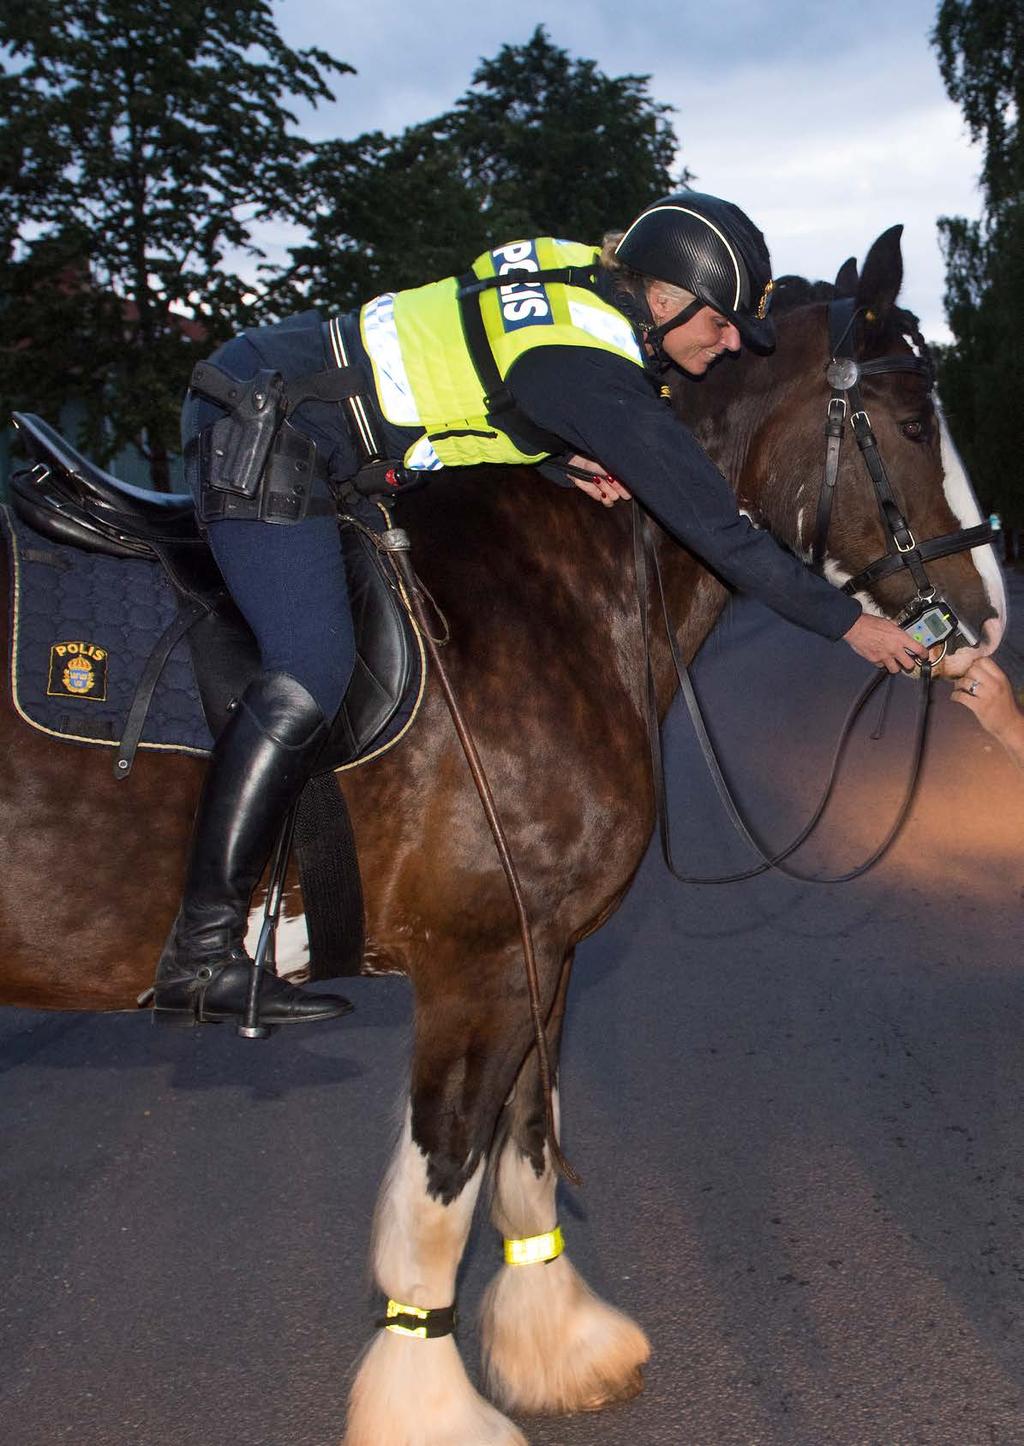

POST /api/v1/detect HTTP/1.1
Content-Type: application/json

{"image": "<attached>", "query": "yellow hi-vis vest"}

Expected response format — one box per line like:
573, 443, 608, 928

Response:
358, 238, 645, 471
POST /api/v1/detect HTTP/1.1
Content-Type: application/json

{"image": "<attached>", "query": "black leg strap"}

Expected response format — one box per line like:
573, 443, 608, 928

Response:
114, 597, 215, 779
377, 1299, 458, 1339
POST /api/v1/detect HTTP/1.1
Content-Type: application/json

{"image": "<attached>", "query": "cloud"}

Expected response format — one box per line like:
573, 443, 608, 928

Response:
273, 0, 984, 339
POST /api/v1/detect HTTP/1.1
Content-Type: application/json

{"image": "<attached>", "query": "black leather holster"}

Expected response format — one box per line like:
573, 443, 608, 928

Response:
186, 360, 331, 526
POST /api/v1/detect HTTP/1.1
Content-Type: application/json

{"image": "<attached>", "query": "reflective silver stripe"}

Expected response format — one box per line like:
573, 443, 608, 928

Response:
405, 434, 443, 471
567, 299, 642, 361
328, 315, 378, 457
359, 294, 421, 427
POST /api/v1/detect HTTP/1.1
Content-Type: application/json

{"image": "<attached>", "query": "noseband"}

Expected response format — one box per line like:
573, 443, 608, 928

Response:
811, 297, 995, 631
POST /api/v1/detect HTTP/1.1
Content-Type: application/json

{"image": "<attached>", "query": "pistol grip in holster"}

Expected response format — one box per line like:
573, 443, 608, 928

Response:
190, 362, 286, 500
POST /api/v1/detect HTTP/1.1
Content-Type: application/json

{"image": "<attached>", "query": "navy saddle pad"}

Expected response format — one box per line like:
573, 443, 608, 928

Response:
2, 500, 424, 772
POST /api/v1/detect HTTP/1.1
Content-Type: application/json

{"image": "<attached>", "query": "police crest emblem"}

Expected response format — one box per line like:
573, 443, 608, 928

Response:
47, 641, 108, 701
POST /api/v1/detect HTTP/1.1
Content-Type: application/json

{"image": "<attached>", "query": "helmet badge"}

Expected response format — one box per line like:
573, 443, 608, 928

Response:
755, 278, 775, 321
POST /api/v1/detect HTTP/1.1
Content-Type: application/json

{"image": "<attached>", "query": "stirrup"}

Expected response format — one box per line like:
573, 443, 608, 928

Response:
237, 799, 298, 1039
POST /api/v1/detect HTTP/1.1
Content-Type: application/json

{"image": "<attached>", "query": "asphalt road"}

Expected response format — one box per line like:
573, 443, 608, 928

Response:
2, 572, 1023, 1446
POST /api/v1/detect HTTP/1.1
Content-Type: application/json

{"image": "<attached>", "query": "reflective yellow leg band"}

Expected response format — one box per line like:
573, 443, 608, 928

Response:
503, 1225, 565, 1266
379, 1298, 457, 1339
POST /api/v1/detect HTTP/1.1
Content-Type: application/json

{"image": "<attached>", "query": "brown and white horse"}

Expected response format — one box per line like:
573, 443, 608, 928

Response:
0, 228, 1004, 1443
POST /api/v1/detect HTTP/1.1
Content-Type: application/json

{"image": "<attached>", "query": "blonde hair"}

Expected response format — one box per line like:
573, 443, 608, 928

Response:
598, 230, 695, 311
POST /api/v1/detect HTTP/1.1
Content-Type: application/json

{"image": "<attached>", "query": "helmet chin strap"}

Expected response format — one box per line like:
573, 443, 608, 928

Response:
613, 282, 705, 373
649, 297, 705, 343
639, 298, 706, 374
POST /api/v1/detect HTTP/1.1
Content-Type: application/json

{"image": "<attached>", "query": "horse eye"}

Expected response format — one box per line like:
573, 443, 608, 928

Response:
901, 419, 924, 441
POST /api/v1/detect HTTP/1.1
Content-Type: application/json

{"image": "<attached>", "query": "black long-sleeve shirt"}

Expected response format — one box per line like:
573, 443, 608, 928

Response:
507, 344, 861, 642
335, 299, 860, 643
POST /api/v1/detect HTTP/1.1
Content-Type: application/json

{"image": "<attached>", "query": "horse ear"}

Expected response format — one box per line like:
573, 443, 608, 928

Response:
834, 257, 859, 297
855, 225, 904, 322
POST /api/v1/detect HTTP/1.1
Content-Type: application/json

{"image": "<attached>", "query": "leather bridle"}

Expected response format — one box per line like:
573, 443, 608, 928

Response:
811, 297, 995, 637
638, 295, 1001, 886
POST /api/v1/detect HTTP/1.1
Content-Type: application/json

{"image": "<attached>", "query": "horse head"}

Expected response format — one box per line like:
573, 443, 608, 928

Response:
683, 226, 1006, 658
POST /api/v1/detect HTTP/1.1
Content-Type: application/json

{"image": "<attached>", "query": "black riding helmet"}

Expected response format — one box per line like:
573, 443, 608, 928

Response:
615, 191, 776, 352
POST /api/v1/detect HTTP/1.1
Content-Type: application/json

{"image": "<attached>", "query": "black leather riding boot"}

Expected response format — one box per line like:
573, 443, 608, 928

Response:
153, 671, 353, 1027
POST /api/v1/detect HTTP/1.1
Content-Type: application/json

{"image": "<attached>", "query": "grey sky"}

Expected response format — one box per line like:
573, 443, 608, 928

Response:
269, 0, 983, 342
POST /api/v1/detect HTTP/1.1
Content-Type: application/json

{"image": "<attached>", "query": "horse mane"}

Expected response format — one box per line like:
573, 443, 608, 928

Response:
771, 274, 837, 313
772, 272, 933, 377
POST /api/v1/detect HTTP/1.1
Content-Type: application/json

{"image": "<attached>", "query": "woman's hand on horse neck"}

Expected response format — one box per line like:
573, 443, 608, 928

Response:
842, 613, 929, 675
567, 453, 632, 507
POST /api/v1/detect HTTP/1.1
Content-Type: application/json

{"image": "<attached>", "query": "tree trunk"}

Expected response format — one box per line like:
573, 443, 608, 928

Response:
149, 439, 171, 493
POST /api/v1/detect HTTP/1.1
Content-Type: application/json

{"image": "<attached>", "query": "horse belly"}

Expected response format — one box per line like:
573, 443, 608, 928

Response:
0, 697, 201, 1009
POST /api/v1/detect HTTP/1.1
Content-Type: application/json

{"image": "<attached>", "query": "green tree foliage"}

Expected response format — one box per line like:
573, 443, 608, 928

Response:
276, 121, 492, 312
442, 27, 683, 241
933, 0, 1022, 215
932, 0, 1023, 532
0, 0, 349, 486
276, 27, 684, 311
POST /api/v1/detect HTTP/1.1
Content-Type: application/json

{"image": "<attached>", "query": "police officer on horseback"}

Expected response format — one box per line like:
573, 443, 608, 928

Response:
153, 191, 927, 1029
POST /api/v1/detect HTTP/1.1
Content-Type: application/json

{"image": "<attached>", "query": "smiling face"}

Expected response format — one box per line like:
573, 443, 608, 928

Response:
645, 282, 742, 375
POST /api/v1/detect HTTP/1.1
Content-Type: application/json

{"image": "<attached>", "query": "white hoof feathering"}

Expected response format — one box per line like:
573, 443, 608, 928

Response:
346, 1110, 527, 1444
344, 1331, 528, 1446
483, 1118, 650, 1415
482, 1252, 650, 1415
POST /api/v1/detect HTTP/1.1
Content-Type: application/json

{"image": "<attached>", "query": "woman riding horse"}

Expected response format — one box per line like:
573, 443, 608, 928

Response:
154, 191, 928, 1028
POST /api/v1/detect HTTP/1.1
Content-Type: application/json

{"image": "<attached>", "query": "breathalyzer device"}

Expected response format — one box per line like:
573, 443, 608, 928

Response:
900, 599, 958, 649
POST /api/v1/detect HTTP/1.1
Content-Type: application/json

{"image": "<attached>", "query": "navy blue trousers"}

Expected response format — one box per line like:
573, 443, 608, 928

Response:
182, 314, 359, 719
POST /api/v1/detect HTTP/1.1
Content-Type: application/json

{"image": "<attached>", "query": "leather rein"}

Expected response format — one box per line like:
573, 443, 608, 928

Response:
638, 297, 996, 885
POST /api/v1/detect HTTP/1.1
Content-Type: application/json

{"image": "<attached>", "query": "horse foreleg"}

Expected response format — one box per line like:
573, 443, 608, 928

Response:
345, 1013, 530, 1446
481, 952, 650, 1416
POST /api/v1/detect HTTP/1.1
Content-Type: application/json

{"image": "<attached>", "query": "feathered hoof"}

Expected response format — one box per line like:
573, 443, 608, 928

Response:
344, 1329, 528, 1446
572, 1363, 645, 1412
481, 1254, 651, 1416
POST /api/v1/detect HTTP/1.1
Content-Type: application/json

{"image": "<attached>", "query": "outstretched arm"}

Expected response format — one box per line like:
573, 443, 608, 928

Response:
510, 348, 925, 671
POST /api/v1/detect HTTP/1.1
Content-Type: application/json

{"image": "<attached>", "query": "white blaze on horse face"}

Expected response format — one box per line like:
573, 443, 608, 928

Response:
936, 405, 1007, 639
346, 1111, 524, 1446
